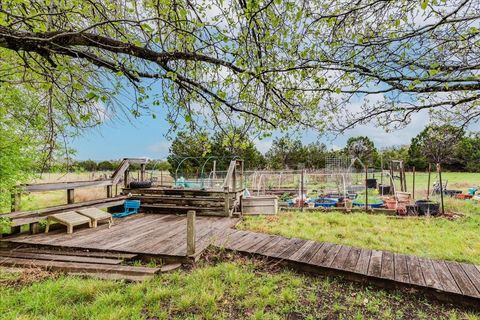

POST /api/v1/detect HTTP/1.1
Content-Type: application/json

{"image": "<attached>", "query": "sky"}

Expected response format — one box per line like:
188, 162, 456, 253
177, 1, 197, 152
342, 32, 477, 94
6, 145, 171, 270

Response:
71, 107, 431, 161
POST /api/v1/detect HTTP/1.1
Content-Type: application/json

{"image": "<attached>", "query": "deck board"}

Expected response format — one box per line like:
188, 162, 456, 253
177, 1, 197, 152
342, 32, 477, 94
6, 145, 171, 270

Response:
3, 214, 238, 258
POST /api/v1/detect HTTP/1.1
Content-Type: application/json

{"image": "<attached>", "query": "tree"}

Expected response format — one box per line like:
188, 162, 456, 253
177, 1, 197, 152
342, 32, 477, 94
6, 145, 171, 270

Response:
75, 160, 98, 172
413, 125, 464, 165
344, 136, 377, 166
456, 133, 480, 172
97, 161, 114, 171
167, 131, 211, 177
210, 129, 265, 171
379, 146, 409, 168
0, 88, 45, 211
265, 137, 304, 170
0, 0, 478, 143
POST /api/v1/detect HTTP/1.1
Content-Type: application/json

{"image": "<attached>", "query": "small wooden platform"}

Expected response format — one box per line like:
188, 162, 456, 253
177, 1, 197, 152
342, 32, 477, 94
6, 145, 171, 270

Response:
2, 214, 239, 262
214, 230, 480, 309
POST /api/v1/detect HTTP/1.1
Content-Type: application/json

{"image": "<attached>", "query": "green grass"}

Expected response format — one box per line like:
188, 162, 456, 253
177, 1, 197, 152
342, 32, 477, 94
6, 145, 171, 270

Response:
238, 198, 480, 265
1, 257, 478, 319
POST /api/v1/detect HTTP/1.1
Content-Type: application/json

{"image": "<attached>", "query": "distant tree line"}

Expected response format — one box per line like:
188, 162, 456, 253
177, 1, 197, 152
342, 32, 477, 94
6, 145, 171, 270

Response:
71, 125, 480, 175
73, 159, 171, 173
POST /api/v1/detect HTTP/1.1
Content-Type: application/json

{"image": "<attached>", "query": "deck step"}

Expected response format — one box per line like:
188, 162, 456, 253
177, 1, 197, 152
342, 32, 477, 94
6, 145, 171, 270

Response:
0, 257, 161, 277
0, 251, 123, 265
136, 197, 225, 207
141, 204, 227, 216
12, 247, 138, 260
134, 195, 226, 202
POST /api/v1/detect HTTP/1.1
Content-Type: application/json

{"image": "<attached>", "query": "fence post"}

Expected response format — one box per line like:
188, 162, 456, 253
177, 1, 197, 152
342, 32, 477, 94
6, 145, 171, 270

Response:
365, 165, 368, 212
300, 169, 305, 212
412, 166, 416, 200
187, 210, 196, 256
67, 188, 75, 204
107, 185, 112, 198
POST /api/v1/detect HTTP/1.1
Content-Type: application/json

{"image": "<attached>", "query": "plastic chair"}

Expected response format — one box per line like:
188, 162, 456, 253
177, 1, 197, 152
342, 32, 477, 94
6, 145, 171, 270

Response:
112, 200, 141, 218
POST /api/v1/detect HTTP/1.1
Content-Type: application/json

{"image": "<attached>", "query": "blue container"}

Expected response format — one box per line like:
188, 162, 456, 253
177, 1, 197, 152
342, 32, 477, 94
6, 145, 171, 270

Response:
313, 198, 337, 208
352, 200, 384, 208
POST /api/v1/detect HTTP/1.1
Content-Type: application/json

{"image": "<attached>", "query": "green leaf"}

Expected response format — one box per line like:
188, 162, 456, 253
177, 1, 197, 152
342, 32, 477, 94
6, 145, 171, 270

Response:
420, 0, 428, 10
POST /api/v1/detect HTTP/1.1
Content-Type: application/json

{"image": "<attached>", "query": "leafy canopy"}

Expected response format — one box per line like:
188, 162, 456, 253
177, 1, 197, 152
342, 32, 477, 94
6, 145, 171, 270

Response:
0, 0, 479, 139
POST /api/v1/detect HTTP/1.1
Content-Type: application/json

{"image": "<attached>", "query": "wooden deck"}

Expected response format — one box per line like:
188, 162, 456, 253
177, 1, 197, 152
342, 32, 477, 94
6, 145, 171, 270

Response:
214, 229, 480, 309
2, 214, 239, 262
3, 214, 480, 308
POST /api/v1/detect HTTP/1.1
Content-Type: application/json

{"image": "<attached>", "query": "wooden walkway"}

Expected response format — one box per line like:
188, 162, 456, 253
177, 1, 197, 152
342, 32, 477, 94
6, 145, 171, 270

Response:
213, 229, 480, 308
3, 214, 238, 262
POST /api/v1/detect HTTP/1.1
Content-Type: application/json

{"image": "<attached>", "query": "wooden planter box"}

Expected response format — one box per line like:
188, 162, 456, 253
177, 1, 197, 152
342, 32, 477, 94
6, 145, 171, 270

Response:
242, 196, 278, 215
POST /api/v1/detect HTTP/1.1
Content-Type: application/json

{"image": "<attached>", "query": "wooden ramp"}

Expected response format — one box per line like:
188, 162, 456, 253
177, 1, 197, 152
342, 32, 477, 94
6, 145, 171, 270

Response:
213, 229, 480, 309
2, 214, 239, 262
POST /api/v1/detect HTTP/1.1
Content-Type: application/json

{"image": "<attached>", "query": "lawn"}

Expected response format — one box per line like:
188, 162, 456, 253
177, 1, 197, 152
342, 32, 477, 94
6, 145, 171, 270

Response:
1, 253, 478, 320
238, 198, 480, 265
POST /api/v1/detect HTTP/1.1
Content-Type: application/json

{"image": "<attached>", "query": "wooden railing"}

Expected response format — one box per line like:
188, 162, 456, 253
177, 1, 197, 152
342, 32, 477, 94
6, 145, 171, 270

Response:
222, 160, 244, 217
11, 157, 147, 212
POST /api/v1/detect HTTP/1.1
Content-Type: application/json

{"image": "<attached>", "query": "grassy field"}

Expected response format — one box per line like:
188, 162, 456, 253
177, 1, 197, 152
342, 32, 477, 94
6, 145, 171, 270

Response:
0, 170, 174, 213
1, 253, 478, 320
239, 197, 480, 265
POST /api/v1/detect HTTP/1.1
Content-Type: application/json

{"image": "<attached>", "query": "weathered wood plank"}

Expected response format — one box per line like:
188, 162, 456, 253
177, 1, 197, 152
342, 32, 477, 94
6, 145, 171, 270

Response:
310, 243, 338, 267
343, 247, 361, 272
0, 257, 160, 276
0, 251, 122, 265
287, 240, 316, 261
296, 242, 324, 264
445, 261, 480, 297
460, 263, 480, 295
418, 258, 443, 290
380, 251, 395, 280
12, 248, 137, 260
276, 239, 307, 260
367, 250, 383, 278
431, 260, 461, 294
330, 245, 352, 270
354, 248, 372, 275
406, 255, 425, 286
394, 254, 410, 283
264, 237, 295, 258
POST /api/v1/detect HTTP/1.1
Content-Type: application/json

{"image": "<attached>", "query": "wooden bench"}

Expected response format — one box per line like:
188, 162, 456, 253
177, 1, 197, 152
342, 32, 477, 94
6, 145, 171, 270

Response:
76, 208, 113, 228
45, 211, 92, 234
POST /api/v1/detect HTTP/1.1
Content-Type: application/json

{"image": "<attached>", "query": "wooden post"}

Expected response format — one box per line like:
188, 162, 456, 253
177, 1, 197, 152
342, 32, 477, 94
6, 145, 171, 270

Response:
427, 163, 431, 200
124, 169, 130, 188
224, 186, 230, 217
10, 192, 20, 212
107, 185, 112, 198
29, 223, 41, 234
67, 188, 75, 204
300, 169, 305, 212
187, 210, 196, 256
437, 163, 445, 215
140, 163, 146, 181
412, 166, 416, 200
365, 165, 369, 212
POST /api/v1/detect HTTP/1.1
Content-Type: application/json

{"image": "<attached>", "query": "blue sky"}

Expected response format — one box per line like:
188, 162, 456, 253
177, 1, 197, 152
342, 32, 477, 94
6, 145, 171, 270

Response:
71, 108, 431, 161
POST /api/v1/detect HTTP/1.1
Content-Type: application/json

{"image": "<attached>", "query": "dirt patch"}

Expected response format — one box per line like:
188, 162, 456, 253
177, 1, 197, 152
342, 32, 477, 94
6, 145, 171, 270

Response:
0, 267, 56, 288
